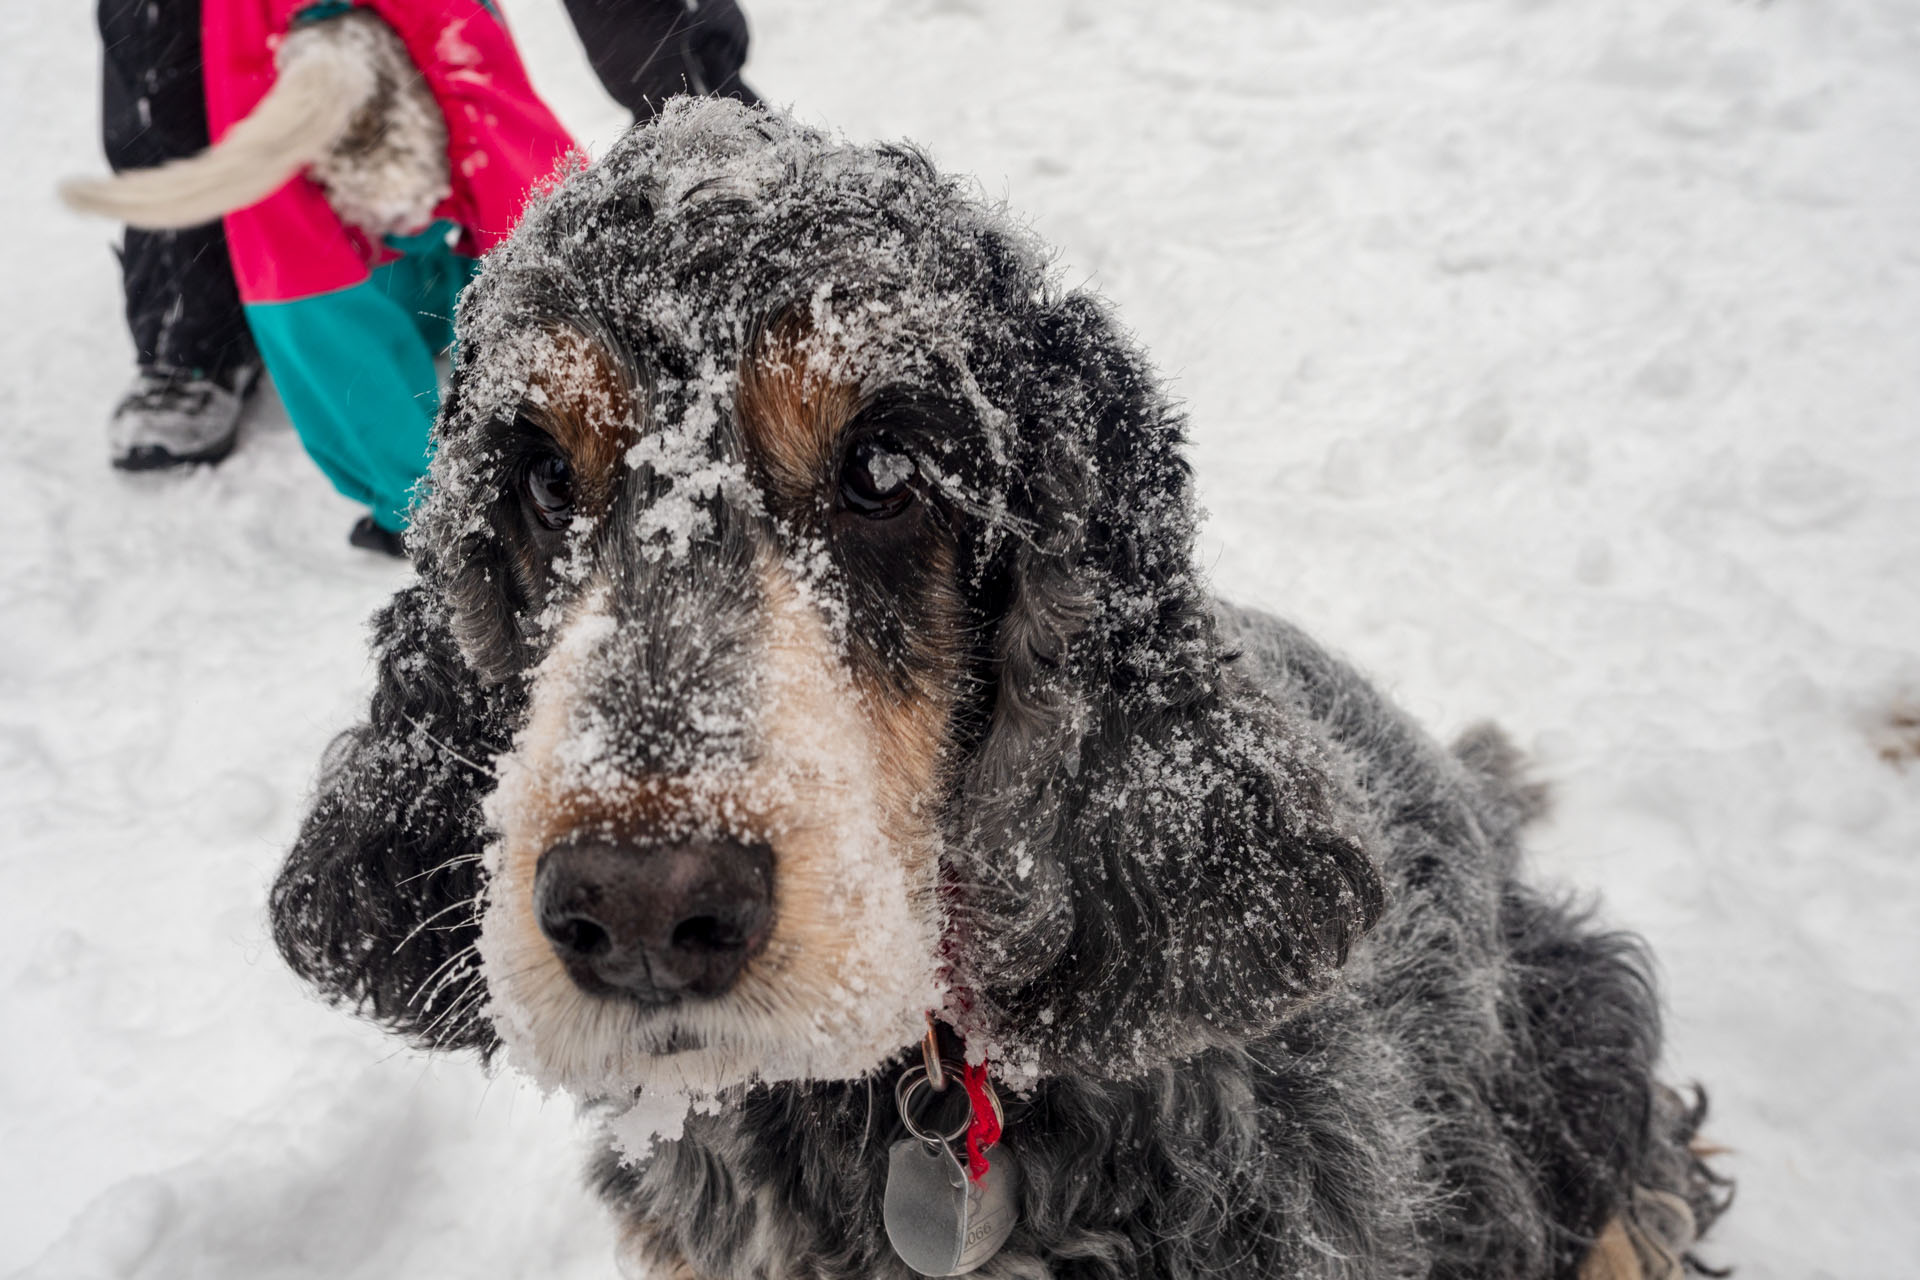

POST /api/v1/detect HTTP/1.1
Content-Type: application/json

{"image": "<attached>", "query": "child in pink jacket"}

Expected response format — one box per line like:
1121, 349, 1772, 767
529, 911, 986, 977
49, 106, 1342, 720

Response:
206, 0, 575, 550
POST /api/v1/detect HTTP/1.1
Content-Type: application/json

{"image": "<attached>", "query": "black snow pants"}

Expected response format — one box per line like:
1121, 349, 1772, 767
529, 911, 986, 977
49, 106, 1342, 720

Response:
560, 0, 758, 119
96, 0, 756, 378
98, 0, 256, 381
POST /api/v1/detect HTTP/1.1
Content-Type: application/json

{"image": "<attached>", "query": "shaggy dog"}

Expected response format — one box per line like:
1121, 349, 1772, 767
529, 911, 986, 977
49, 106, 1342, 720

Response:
272, 99, 1729, 1279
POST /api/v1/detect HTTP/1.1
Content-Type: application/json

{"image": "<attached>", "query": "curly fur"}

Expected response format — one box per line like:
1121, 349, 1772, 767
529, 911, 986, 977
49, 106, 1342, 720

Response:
272, 99, 1730, 1279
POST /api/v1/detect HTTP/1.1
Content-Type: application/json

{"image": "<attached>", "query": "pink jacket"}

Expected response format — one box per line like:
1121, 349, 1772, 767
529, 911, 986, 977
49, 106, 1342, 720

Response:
204, 0, 577, 304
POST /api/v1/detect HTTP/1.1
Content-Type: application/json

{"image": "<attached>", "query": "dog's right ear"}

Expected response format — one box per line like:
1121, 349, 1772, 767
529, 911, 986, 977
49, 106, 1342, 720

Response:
948, 290, 1383, 1074
271, 583, 516, 1053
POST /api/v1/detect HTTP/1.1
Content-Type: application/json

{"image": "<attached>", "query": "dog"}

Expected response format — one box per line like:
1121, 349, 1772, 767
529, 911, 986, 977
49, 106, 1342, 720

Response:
270, 98, 1730, 1279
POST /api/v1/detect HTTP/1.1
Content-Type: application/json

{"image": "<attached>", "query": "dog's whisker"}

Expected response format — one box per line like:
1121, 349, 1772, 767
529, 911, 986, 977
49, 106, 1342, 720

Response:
408, 939, 484, 1006
415, 983, 490, 1042
397, 849, 486, 887
412, 969, 481, 1018
391, 898, 486, 953
401, 710, 499, 779
412, 953, 480, 1004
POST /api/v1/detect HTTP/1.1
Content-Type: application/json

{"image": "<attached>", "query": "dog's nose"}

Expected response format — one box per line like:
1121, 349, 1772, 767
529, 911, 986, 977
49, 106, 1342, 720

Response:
534, 834, 774, 1003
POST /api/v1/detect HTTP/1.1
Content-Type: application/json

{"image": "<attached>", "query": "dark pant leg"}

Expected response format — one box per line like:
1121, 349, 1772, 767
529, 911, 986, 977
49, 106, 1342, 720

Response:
558, 0, 758, 121
99, 0, 255, 379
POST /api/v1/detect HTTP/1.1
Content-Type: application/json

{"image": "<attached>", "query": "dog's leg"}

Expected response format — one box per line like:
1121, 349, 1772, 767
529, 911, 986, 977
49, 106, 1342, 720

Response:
614, 1223, 713, 1280
1579, 1184, 1700, 1280
1579, 1217, 1648, 1280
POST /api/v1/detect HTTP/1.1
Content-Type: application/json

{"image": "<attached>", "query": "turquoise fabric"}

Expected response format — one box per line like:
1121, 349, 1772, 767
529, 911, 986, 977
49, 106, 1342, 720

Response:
244, 223, 474, 532
289, 0, 357, 27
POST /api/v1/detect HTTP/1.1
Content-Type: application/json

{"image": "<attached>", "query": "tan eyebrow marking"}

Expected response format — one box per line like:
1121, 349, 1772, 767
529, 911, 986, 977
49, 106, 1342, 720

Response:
525, 327, 640, 506
736, 313, 860, 502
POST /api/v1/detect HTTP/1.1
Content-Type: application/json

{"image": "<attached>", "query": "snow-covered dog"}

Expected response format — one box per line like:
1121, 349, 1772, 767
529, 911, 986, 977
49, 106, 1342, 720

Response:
272, 100, 1729, 1279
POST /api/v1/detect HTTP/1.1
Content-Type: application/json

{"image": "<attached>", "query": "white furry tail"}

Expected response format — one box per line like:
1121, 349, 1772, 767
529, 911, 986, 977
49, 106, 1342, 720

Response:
58, 32, 377, 230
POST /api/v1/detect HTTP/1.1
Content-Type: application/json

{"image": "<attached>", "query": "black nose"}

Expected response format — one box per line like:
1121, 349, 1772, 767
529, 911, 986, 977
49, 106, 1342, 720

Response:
535, 834, 774, 1004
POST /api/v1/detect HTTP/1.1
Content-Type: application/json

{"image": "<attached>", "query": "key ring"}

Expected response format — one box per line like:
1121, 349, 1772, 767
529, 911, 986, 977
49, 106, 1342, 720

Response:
895, 1062, 1003, 1147
921, 1014, 946, 1092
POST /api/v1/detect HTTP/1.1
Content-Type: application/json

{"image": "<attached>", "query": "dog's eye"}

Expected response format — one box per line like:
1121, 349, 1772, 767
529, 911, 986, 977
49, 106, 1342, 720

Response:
520, 451, 575, 531
839, 437, 917, 519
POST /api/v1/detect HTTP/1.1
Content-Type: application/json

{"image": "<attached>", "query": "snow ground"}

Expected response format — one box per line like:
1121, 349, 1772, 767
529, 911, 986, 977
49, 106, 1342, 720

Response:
3, 0, 1918, 1275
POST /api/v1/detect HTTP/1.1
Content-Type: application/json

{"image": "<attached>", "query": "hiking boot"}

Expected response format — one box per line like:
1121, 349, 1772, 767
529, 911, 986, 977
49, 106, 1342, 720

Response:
109, 362, 260, 471
348, 515, 408, 559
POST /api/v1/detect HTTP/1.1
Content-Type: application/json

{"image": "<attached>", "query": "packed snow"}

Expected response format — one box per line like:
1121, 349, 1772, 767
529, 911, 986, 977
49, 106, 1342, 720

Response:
3, 0, 1918, 1276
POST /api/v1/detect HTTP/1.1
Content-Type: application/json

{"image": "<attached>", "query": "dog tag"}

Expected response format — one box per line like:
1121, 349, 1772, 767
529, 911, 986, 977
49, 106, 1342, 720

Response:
883, 1136, 1018, 1276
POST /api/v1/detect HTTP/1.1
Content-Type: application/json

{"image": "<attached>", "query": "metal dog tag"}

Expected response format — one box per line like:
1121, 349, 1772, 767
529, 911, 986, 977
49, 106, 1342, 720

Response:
882, 1136, 1018, 1277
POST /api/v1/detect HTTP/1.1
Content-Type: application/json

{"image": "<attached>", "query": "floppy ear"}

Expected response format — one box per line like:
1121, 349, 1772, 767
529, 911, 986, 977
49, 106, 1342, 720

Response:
410, 336, 540, 686
271, 583, 516, 1053
951, 293, 1384, 1073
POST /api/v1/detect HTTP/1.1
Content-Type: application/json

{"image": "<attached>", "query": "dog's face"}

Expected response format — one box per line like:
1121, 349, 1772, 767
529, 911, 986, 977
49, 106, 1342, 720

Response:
455, 314, 980, 1096
418, 110, 1039, 1097
372, 101, 1382, 1101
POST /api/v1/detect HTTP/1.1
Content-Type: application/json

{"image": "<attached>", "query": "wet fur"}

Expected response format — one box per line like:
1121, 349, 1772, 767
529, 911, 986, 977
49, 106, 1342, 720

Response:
272, 100, 1730, 1278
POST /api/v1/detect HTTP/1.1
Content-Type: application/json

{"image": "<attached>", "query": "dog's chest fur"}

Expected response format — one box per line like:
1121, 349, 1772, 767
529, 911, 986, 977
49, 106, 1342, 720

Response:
586, 607, 1679, 1280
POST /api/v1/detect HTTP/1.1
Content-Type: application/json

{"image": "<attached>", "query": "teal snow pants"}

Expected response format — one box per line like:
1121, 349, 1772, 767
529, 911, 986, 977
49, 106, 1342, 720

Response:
243, 223, 475, 533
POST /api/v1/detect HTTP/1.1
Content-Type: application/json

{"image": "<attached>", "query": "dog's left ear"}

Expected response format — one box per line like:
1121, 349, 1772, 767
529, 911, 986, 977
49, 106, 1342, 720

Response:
411, 341, 539, 686
271, 583, 514, 1053
951, 292, 1384, 1073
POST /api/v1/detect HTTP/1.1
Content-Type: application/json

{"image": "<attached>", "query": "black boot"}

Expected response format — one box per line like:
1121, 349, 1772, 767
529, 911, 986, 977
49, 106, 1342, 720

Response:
348, 516, 408, 559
